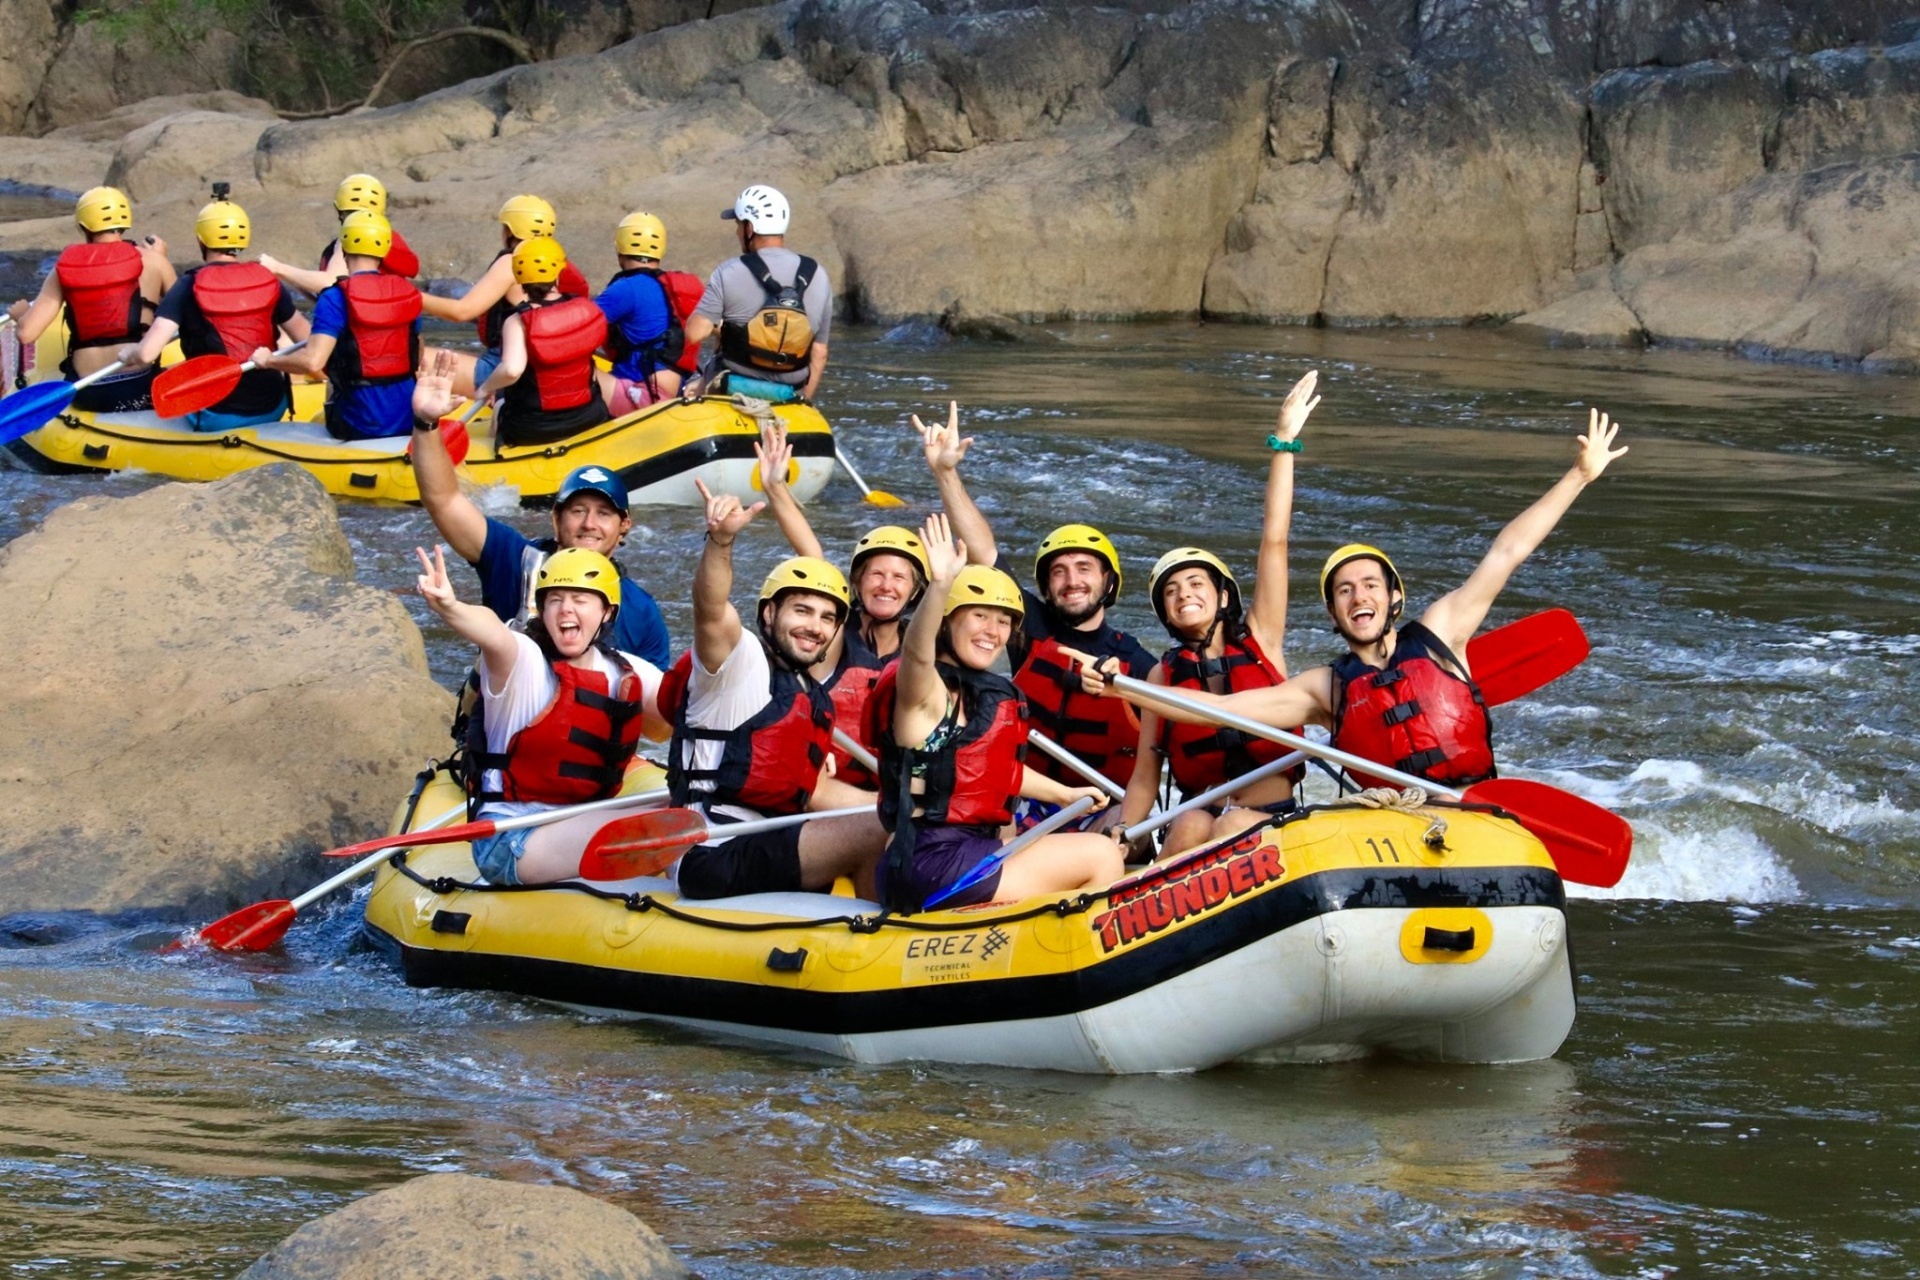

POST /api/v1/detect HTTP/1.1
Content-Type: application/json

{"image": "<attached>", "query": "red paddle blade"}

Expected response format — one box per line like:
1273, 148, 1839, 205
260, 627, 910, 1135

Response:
1468, 609, 1590, 707
322, 817, 491, 858
151, 356, 243, 418
1464, 777, 1631, 888
577, 808, 707, 880
442, 419, 471, 465
196, 900, 297, 952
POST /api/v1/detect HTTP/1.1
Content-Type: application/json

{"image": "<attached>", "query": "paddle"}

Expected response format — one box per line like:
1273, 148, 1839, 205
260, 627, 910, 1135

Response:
1121, 750, 1306, 843
832, 727, 879, 773
923, 795, 1100, 910
578, 803, 874, 880
0, 361, 127, 444
1025, 731, 1127, 800
192, 787, 672, 951
151, 341, 308, 418
833, 442, 907, 508
1106, 673, 1631, 888
319, 787, 667, 859
1468, 608, 1588, 706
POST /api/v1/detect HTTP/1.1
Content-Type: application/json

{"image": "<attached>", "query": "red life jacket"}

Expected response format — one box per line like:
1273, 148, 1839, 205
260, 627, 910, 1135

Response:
659, 645, 835, 816
824, 629, 890, 786
1014, 634, 1141, 789
474, 658, 647, 806
55, 241, 147, 348
188, 262, 280, 359
1331, 621, 1495, 789
872, 663, 1028, 832
605, 267, 704, 377
477, 253, 591, 348
330, 272, 421, 386
1159, 630, 1303, 796
509, 295, 607, 412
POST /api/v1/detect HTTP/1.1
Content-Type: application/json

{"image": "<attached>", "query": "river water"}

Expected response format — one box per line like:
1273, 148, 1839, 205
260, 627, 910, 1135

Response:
1, 323, 1915, 1277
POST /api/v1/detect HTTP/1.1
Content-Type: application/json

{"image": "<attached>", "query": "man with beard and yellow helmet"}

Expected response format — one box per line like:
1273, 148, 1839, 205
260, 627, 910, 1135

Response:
751, 417, 931, 784
651, 477, 888, 901
9, 186, 175, 412
1084, 410, 1630, 791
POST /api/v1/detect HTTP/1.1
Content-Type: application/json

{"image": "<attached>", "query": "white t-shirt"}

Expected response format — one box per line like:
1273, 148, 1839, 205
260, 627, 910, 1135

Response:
676, 629, 786, 826
478, 632, 662, 820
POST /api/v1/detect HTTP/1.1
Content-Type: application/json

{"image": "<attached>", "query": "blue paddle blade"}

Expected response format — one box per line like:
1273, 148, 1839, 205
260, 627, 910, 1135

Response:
925, 849, 1008, 911
0, 380, 78, 445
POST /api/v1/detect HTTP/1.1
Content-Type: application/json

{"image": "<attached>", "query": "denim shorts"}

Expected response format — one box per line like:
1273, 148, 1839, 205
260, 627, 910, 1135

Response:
471, 826, 533, 885
473, 348, 501, 387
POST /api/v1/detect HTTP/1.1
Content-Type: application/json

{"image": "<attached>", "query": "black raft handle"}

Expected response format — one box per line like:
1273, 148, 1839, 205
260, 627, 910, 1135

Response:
1422, 925, 1475, 953
766, 946, 807, 972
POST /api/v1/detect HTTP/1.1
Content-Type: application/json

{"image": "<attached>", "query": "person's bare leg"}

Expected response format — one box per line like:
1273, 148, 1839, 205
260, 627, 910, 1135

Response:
1206, 805, 1277, 847
992, 831, 1124, 901
1156, 808, 1216, 861
795, 811, 888, 890
512, 810, 628, 883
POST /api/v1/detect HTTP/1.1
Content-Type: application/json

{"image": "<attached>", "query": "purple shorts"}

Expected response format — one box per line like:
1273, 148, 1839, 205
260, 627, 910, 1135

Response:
886, 824, 1005, 910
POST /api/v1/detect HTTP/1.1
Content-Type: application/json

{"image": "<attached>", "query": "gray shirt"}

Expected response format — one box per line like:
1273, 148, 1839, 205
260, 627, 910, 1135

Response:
696, 247, 833, 384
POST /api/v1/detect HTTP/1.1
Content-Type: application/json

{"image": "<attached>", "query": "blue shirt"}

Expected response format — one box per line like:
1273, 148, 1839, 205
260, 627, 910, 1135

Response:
594, 270, 672, 382
312, 274, 421, 439
473, 517, 672, 668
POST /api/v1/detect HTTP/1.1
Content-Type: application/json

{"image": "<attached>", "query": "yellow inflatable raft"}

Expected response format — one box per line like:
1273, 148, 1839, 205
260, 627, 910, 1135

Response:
361, 764, 1578, 1072
2, 330, 834, 506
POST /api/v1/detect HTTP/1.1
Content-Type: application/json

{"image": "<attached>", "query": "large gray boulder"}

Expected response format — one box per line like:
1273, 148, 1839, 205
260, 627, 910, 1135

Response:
241, 1173, 689, 1280
0, 466, 451, 918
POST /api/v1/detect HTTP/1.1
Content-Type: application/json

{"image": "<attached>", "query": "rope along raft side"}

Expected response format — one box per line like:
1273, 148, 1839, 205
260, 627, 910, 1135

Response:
361, 768, 1576, 1072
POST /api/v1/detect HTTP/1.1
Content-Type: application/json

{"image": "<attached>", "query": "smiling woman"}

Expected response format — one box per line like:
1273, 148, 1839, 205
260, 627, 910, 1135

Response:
413, 543, 671, 886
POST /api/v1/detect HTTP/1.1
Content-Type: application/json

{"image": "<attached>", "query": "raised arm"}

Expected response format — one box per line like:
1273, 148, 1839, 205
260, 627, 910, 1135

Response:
1421, 409, 1628, 655
421, 256, 513, 323
1248, 370, 1319, 660
258, 253, 340, 298
408, 355, 489, 562
1077, 651, 1337, 731
754, 418, 826, 558
692, 477, 760, 671
1118, 664, 1171, 828
891, 513, 965, 748
415, 545, 520, 680
915, 402, 998, 567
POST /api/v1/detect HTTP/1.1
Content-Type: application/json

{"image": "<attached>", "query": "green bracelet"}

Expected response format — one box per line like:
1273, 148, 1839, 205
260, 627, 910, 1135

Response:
1267, 435, 1302, 453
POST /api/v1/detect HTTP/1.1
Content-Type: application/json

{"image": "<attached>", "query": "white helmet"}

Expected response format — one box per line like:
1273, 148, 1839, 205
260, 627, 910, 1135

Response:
723, 184, 791, 235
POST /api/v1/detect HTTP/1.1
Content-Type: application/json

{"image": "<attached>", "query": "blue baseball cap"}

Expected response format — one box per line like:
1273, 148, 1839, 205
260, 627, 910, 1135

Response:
556, 465, 629, 515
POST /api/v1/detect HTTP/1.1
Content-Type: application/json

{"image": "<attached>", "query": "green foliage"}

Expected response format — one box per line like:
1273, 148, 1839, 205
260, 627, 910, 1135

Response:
72, 0, 533, 113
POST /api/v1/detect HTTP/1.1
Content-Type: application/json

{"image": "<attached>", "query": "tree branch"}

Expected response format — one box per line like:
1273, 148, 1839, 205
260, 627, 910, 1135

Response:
278, 24, 536, 118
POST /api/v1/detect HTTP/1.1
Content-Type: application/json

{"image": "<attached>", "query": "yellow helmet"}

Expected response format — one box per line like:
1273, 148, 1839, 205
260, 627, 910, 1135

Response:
850, 525, 931, 580
511, 236, 566, 286
338, 210, 393, 259
534, 547, 621, 614
615, 210, 666, 260
334, 173, 387, 215
1034, 523, 1122, 606
943, 564, 1024, 624
1148, 546, 1241, 631
194, 198, 250, 250
75, 186, 132, 233
758, 556, 850, 618
1319, 543, 1403, 604
498, 193, 557, 241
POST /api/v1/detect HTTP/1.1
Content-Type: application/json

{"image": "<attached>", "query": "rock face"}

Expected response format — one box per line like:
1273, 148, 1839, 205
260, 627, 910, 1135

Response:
3, 0, 1920, 367
0, 466, 451, 918
241, 1173, 689, 1280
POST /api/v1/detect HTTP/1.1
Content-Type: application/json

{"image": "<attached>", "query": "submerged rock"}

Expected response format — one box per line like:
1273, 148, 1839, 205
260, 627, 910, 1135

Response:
0, 466, 450, 918
241, 1173, 689, 1280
